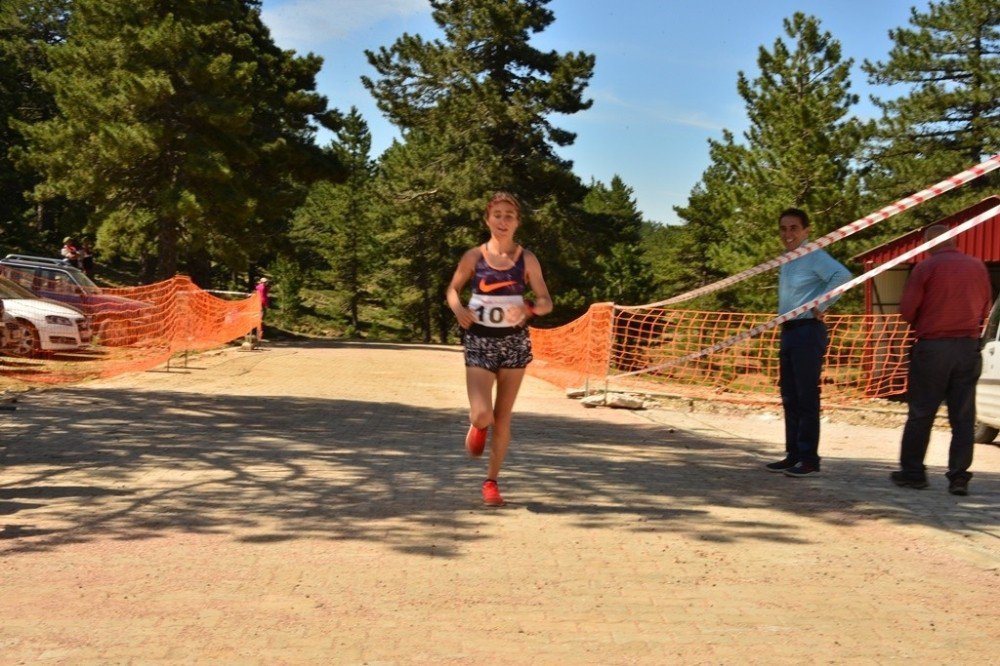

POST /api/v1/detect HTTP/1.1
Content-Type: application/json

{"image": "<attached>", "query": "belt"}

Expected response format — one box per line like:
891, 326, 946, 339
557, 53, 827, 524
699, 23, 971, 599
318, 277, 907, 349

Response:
781, 319, 822, 331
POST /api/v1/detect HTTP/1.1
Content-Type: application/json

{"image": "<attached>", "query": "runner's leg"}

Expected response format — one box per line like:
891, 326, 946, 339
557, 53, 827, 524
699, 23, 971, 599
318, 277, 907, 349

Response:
487, 367, 525, 480
466, 366, 496, 430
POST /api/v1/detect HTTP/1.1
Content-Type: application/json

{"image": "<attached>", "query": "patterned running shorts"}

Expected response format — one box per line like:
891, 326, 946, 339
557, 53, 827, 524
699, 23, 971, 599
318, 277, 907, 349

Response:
463, 329, 533, 372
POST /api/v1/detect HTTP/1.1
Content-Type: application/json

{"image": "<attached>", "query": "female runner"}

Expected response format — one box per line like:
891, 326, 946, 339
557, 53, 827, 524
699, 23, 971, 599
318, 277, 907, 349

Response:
446, 192, 552, 506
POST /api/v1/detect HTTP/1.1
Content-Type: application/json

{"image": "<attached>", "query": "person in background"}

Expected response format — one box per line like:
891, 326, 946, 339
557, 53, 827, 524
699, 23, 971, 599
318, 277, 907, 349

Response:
766, 207, 852, 478
446, 191, 552, 506
79, 239, 95, 279
254, 277, 269, 340
891, 225, 992, 496
60, 237, 80, 268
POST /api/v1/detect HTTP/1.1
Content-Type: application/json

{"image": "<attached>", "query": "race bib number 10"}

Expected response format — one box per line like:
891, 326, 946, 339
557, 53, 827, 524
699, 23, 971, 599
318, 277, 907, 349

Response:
467, 294, 525, 327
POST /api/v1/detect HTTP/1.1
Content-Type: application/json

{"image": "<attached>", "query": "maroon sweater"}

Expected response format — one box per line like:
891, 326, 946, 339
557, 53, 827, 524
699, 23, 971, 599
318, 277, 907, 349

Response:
899, 247, 991, 340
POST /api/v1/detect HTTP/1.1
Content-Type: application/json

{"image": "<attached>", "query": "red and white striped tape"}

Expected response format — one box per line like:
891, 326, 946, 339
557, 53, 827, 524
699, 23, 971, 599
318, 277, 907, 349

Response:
633, 154, 1000, 309
614, 203, 1000, 379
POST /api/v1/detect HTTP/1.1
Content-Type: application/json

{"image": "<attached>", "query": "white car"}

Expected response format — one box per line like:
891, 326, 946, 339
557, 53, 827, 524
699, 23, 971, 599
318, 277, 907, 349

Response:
975, 295, 1000, 443
0, 300, 26, 354
0, 276, 91, 356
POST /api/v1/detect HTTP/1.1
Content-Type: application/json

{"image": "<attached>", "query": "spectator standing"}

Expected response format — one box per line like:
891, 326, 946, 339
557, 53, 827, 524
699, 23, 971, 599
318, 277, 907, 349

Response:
255, 277, 269, 340
60, 237, 80, 268
79, 239, 95, 279
892, 225, 992, 496
766, 208, 852, 478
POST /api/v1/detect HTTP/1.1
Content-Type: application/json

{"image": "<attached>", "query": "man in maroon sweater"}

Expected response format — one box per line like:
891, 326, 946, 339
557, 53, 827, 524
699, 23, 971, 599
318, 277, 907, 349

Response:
893, 225, 993, 495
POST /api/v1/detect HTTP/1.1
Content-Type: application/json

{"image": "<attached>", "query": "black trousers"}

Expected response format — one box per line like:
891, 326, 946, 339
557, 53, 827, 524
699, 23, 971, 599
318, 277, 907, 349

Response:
779, 320, 828, 467
899, 338, 980, 482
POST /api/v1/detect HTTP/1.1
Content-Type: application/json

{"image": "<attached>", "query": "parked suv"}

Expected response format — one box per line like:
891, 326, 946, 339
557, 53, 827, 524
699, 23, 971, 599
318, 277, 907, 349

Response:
974, 294, 1000, 443
0, 254, 155, 346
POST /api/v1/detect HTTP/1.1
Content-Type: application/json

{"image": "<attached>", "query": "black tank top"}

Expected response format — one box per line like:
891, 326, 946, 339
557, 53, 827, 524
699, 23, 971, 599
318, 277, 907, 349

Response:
467, 245, 528, 336
471, 246, 527, 296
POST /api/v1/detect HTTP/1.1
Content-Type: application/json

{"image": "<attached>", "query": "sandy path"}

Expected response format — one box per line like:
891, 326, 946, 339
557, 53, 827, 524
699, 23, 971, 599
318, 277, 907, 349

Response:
1, 341, 997, 664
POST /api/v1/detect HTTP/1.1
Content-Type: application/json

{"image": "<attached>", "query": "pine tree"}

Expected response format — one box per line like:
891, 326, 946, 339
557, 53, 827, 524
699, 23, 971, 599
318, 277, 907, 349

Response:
581, 176, 654, 305
0, 0, 77, 247
674, 13, 868, 312
15, 0, 341, 281
862, 0, 1000, 229
362, 0, 597, 340
661, 157, 737, 309
290, 107, 378, 332
370, 132, 477, 343
364, 0, 594, 168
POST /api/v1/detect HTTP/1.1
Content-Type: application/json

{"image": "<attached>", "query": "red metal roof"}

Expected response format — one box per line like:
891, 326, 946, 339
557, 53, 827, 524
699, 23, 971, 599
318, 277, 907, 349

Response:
853, 196, 1000, 266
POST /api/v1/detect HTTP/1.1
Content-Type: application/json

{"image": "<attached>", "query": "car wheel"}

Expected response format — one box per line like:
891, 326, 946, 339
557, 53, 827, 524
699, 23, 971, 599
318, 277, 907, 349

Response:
973, 421, 999, 444
9, 320, 40, 357
93, 319, 130, 346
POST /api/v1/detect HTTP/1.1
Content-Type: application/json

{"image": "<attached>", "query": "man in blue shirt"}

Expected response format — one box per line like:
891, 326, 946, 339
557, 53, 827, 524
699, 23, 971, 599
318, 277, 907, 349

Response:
767, 208, 852, 477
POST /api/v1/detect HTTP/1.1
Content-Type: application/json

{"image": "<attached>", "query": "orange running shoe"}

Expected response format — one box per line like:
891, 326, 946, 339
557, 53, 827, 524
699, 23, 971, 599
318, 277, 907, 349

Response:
482, 479, 505, 506
465, 424, 488, 457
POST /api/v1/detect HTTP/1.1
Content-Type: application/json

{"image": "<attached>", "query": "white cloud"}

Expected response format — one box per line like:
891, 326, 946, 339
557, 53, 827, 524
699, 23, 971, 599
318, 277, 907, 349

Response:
652, 111, 725, 132
587, 89, 727, 132
261, 0, 429, 50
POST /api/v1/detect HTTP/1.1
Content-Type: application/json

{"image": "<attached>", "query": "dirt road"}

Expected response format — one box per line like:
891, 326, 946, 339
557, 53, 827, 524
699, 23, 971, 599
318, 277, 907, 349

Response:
1, 341, 997, 663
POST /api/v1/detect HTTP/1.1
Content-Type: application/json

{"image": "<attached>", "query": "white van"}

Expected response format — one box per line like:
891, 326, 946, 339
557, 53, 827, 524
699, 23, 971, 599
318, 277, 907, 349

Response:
975, 295, 1000, 443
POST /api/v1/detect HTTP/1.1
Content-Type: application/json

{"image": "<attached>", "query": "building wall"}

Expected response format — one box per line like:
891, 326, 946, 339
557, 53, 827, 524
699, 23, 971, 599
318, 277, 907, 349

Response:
867, 268, 910, 315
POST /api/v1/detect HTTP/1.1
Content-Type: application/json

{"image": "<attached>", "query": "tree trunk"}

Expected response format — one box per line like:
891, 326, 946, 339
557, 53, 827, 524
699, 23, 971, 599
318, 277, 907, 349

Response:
141, 253, 158, 284
155, 216, 178, 279
421, 285, 431, 344
438, 304, 450, 345
186, 249, 212, 288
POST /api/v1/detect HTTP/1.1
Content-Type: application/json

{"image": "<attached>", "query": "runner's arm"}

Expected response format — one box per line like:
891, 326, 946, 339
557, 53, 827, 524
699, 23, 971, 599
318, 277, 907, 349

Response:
447, 249, 479, 329
523, 251, 552, 319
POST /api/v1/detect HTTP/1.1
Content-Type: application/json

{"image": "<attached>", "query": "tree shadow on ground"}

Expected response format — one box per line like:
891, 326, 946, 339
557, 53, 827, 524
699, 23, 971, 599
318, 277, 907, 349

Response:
262, 339, 459, 352
0, 385, 996, 556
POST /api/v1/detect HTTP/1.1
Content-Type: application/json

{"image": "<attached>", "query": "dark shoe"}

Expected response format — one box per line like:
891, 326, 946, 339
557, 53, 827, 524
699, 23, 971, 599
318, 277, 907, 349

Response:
948, 478, 969, 496
891, 471, 929, 489
783, 463, 820, 477
765, 458, 798, 473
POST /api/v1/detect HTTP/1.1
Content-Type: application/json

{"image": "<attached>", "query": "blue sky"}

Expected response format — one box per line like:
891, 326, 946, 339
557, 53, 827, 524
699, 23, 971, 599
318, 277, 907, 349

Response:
259, 0, 918, 224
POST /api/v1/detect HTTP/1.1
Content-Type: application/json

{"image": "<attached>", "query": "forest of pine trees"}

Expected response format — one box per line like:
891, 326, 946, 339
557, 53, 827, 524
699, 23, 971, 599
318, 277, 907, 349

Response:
1, 0, 997, 342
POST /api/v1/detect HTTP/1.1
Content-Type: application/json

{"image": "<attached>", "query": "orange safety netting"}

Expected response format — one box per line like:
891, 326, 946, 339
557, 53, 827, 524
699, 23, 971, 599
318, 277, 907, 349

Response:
529, 304, 914, 405
0, 273, 260, 386
528, 303, 614, 390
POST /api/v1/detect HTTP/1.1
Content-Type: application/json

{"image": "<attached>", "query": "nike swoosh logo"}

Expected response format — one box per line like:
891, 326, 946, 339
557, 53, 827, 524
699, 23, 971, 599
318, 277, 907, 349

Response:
479, 279, 517, 293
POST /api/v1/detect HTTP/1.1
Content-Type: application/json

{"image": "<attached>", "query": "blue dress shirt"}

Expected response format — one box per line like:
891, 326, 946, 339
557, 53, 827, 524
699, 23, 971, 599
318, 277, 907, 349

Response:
778, 241, 852, 320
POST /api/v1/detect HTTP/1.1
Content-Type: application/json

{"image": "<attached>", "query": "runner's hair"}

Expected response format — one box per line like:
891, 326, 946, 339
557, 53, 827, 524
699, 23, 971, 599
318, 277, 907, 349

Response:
486, 191, 521, 218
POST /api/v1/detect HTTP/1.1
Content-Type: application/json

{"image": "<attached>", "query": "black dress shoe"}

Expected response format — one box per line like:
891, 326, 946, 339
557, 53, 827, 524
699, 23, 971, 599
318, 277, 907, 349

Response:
948, 478, 969, 496
890, 471, 928, 489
